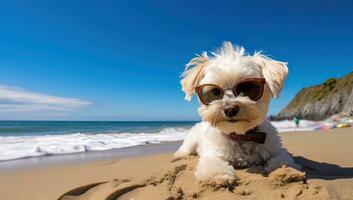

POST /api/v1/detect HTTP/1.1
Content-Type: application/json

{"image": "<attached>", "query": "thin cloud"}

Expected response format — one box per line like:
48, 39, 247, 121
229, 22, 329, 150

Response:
0, 85, 92, 112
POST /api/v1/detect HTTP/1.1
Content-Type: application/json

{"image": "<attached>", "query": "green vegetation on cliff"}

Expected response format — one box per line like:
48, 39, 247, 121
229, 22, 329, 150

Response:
275, 71, 353, 120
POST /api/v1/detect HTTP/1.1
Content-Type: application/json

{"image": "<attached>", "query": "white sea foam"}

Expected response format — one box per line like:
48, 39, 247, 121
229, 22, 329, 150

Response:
271, 119, 325, 132
0, 127, 188, 161
0, 120, 329, 161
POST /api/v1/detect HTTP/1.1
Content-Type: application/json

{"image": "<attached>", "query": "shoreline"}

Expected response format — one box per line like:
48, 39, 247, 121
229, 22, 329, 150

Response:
0, 129, 327, 172
0, 141, 182, 172
0, 128, 350, 172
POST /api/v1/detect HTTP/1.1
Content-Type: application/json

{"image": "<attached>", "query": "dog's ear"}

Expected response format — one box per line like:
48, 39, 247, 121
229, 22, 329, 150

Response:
180, 53, 209, 101
253, 53, 288, 98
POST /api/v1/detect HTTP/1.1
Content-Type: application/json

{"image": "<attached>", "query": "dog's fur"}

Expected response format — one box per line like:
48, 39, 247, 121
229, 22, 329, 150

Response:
175, 42, 301, 185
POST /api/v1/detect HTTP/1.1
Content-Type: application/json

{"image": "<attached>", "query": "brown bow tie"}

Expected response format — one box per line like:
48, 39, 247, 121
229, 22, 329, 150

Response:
228, 128, 267, 144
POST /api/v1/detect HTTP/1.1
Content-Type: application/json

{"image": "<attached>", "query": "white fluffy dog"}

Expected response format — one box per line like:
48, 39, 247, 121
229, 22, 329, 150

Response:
174, 42, 301, 185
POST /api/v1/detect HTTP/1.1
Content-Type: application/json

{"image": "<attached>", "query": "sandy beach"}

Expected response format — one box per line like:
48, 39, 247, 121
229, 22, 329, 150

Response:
0, 128, 352, 200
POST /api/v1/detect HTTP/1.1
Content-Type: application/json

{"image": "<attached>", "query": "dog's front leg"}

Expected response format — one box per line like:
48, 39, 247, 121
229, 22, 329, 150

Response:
173, 139, 197, 161
195, 156, 236, 187
264, 153, 305, 184
264, 153, 301, 173
173, 125, 200, 160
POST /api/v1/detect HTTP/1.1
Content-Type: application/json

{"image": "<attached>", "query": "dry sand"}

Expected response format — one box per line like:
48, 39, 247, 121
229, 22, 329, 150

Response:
0, 128, 352, 200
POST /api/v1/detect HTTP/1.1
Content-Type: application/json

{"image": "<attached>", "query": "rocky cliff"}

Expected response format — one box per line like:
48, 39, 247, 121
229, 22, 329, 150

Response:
274, 71, 353, 120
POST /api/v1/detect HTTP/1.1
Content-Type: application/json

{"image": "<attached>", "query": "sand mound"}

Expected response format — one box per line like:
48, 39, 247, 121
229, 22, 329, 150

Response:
58, 156, 331, 200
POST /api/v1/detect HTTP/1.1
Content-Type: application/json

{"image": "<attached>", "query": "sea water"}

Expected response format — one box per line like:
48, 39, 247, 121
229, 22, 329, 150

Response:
0, 120, 323, 161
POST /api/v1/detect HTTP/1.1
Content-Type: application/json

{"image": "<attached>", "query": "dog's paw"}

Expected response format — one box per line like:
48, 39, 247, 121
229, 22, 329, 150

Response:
269, 166, 305, 186
200, 174, 237, 189
171, 150, 189, 162
196, 167, 237, 189
264, 161, 302, 174
195, 156, 237, 189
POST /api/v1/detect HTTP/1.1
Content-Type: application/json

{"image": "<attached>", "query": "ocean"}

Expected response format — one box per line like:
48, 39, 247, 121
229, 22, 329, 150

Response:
0, 120, 324, 161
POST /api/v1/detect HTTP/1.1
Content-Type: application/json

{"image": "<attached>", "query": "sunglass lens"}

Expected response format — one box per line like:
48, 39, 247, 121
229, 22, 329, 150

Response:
200, 85, 223, 104
235, 81, 262, 101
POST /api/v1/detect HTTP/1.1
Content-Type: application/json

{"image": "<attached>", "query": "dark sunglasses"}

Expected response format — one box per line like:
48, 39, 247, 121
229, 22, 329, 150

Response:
195, 78, 266, 105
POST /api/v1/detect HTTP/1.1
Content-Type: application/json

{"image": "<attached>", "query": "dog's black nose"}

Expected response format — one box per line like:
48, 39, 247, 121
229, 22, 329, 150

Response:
224, 106, 239, 118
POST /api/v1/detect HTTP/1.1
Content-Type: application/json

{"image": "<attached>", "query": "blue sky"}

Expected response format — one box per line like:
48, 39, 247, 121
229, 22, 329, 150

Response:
0, 0, 352, 120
